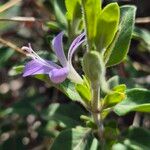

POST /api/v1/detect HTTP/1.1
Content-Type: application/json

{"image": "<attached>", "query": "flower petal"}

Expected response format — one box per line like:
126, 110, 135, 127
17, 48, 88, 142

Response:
52, 32, 67, 66
67, 64, 83, 84
68, 32, 85, 62
23, 60, 59, 77
46, 60, 61, 69
49, 67, 69, 83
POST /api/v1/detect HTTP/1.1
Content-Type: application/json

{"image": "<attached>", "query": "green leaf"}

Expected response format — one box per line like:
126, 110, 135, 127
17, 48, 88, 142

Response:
0, 4, 20, 32
11, 71, 82, 103
82, 51, 105, 83
59, 80, 83, 102
0, 134, 26, 150
106, 5, 136, 67
66, 0, 82, 38
45, 21, 60, 30
50, 0, 67, 28
51, 127, 99, 150
80, 115, 96, 129
112, 143, 127, 150
107, 76, 119, 89
81, 0, 101, 49
133, 27, 150, 51
96, 3, 120, 51
42, 103, 87, 128
114, 88, 150, 116
123, 127, 150, 150
75, 82, 91, 103
103, 91, 125, 108
101, 108, 112, 119
35, 75, 83, 103
12, 100, 38, 116
104, 121, 120, 148
9, 65, 24, 76
112, 127, 150, 150
65, 0, 80, 21
113, 84, 126, 93
19, 71, 82, 103
101, 84, 126, 118
0, 47, 14, 67
1, 95, 45, 117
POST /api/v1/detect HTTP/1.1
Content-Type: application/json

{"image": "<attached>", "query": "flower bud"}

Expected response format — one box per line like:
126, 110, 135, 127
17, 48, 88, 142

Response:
82, 51, 105, 85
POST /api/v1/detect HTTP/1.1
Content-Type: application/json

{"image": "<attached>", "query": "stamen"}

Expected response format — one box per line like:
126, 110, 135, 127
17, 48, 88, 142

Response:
26, 53, 37, 60
22, 44, 55, 69
22, 46, 33, 53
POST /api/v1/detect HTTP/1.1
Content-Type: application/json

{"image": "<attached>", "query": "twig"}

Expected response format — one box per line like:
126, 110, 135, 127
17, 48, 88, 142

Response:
142, 115, 150, 129
135, 17, 150, 24
0, 17, 48, 23
0, 37, 26, 56
0, 0, 22, 13
91, 82, 105, 149
132, 112, 141, 127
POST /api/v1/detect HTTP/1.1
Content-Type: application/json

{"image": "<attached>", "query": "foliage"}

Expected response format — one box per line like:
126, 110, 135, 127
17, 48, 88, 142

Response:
105, 5, 136, 66
0, 0, 150, 149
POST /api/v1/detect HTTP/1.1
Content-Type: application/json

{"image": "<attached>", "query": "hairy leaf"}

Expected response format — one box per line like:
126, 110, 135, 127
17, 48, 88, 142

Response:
112, 127, 150, 150
65, 0, 80, 20
42, 103, 87, 128
114, 88, 150, 116
96, 3, 120, 51
51, 127, 99, 150
81, 0, 101, 49
106, 5, 136, 66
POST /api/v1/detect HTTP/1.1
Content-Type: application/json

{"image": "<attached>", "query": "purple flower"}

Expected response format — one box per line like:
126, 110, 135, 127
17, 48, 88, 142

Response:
22, 32, 85, 84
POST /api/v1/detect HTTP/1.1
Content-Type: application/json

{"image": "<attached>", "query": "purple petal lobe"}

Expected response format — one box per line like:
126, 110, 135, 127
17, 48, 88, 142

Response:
46, 60, 61, 69
68, 32, 85, 62
52, 32, 67, 66
49, 67, 69, 83
23, 60, 58, 77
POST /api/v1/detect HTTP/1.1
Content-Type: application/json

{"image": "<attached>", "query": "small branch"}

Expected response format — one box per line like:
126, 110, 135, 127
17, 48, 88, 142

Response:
142, 114, 150, 129
132, 112, 141, 127
0, 17, 48, 23
135, 17, 150, 24
0, 0, 22, 13
0, 38, 26, 56
91, 83, 105, 148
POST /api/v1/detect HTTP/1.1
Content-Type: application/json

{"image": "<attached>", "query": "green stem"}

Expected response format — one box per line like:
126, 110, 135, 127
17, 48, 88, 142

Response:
91, 82, 105, 147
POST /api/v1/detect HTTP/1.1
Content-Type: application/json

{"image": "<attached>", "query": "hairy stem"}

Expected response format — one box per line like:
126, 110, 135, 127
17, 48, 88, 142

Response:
91, 83, 105, 147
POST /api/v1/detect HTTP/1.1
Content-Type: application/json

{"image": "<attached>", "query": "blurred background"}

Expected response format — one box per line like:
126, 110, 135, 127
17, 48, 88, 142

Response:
0, 0, 149, 149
